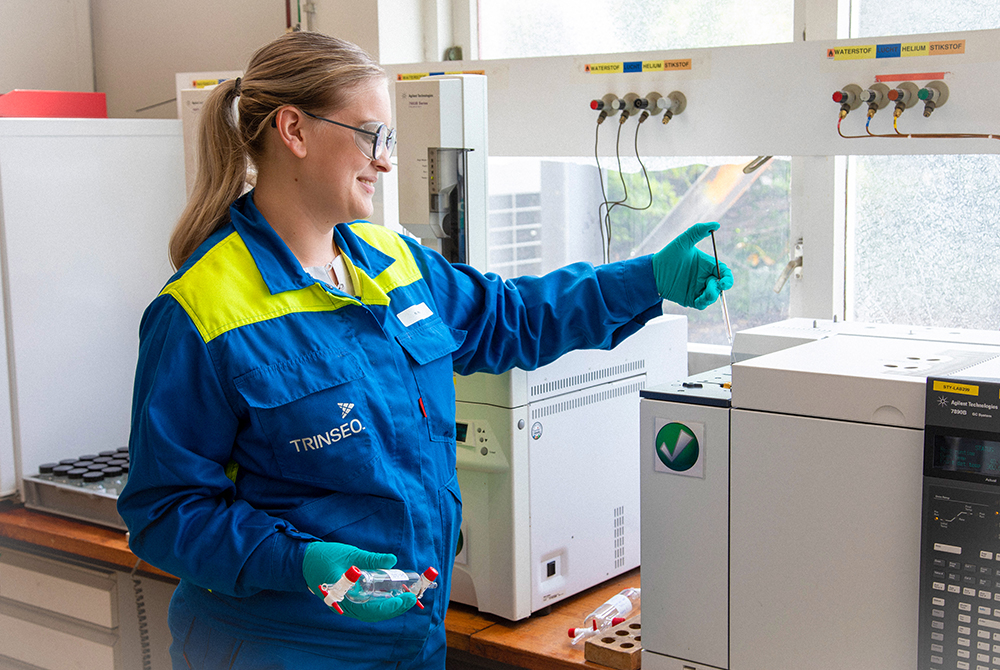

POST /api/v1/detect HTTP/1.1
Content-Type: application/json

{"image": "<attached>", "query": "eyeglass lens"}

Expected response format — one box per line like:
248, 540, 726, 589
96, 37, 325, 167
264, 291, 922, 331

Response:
354, 124, 394, 161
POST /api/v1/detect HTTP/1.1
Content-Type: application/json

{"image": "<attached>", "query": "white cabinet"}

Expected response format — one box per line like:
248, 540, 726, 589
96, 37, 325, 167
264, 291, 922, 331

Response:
0, 118, 185, 499
0, 546, 175, 669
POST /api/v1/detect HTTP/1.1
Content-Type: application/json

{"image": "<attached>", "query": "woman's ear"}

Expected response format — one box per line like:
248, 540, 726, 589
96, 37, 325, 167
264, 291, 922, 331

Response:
272, 106, 309, 159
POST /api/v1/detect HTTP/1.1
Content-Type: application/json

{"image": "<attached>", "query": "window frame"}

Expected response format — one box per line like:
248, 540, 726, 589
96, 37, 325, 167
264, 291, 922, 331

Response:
386, 0, 992, 328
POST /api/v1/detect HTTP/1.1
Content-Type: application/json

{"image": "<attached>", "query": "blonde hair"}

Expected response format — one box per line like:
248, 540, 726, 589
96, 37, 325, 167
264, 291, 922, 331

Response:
168, 32, 386, 269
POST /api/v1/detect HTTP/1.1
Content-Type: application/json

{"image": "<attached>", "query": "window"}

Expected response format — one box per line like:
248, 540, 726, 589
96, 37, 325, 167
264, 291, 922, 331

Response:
848, 154, 1000, 329
478, 0, 794, 60
648, 159, 792, 344
489, 192, 543, 277
485, 156, 791, 344
846, 2, 1000, 329
854, 0, 1000, 37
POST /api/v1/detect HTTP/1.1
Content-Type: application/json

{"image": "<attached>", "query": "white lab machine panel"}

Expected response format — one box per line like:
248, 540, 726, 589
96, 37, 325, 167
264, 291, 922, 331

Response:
527, 374, 643, 612
385, 30, 1000, 159
732, 334, 1000, 428
732, 317, 841, 361
453, 403, 530, 617
452, 314, 687, 620
395, 75, 487, 269
729, 409, 922, 670
733, 318, 1000, 364
0, 118, 184, 497
640, 383, 730, 670
455, 314, 687, 409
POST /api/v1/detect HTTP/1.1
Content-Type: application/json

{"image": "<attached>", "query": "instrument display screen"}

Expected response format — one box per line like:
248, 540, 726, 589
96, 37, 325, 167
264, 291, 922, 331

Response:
932, 434, 1000, 477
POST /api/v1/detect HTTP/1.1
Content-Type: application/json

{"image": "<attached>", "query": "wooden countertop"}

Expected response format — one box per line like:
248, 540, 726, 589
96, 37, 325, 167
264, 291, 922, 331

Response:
455, 568, 641, 670
0, 502, 173, 579
0, 503, 640, 670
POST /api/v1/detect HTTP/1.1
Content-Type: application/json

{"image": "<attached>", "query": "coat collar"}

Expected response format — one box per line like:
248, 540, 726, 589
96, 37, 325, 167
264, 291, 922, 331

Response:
229, 191, 396, 297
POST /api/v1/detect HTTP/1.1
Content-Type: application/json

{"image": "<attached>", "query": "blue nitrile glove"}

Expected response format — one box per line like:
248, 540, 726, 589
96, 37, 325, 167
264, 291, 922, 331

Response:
302, 542, 417, 622
652, 222, 734, 310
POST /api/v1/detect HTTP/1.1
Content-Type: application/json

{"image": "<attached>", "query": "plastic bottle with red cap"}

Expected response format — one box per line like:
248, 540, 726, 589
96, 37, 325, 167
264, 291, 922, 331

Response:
319, 566, 439, 614
568, 587, 640, 645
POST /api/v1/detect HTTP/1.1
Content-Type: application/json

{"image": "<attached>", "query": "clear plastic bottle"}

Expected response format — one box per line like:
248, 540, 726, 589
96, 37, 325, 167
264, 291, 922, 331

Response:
66, 467, 88, 487
346, 567, 439, 605
568, 587, 640, 645
37, 463, 59, 480
320, 566, 439, 613
101, 466, 125, 495
51, 464, 74, 483
82, 471, 106, 492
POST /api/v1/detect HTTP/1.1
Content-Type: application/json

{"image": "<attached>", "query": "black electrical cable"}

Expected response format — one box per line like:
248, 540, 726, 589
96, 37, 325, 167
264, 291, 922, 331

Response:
604, 121, 653, 260
594, 120, 611, 264
595, 113, 656, 263
607, 121, 653, 217
606, 120, 628, 261
596, 120, 630, 263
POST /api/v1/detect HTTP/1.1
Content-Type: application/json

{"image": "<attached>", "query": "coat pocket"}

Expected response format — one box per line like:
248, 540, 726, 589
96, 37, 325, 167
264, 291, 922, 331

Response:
234, 348, 382, 488
395, 319, 465, 444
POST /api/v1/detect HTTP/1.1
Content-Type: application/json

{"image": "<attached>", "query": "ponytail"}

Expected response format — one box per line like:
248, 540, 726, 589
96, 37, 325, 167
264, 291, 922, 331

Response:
168, 78, 248, 269
167, 32, 385, 269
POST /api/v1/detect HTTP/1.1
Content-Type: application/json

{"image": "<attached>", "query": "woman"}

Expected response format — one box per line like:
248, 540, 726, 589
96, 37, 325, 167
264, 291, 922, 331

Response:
118, 31, 732, 670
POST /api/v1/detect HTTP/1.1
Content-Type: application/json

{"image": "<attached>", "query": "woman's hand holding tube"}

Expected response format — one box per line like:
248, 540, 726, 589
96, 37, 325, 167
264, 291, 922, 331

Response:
652, 222, 734, 309
302, 542, 417, 622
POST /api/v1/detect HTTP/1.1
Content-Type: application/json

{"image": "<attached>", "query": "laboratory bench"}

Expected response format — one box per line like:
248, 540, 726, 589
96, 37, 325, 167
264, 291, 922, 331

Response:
0, 501, 641, 670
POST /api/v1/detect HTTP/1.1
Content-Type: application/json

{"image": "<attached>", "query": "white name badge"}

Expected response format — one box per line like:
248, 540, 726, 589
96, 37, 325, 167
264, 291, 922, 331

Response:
397, 302, 433, 327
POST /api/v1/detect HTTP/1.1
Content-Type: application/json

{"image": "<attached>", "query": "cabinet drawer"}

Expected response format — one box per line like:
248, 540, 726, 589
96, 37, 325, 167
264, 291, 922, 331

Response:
0, 607, 118, 670
0, 548, 116, 627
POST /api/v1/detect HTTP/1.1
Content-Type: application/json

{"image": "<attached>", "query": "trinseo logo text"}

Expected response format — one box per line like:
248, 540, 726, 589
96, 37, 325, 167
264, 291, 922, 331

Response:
289, 405, 366, 453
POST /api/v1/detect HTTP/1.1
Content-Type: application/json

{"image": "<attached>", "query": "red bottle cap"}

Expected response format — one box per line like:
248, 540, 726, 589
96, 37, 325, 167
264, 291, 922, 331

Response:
423, 566, 439, 580
345, 566, 362, 582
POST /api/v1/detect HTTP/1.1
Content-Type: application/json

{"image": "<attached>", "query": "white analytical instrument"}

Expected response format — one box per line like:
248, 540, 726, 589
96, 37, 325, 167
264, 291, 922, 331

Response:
454, 314, 687, 620
640, 320, 1000, 670
395, 74, 487, 269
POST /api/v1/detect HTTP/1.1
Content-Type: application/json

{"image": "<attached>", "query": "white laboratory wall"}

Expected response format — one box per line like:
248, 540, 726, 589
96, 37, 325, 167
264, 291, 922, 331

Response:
308, 0, 382, 60
382, 31, 1000, 159
0, 0, 94, 94
88, 0, 286, 119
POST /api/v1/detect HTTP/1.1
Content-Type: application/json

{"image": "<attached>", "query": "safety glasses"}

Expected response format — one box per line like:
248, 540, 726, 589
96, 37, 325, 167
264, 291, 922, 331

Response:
301, 110, 396, 161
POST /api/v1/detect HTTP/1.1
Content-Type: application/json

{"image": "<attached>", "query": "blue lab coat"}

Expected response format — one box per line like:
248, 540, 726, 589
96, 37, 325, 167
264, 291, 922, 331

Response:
118, 191, 663, 663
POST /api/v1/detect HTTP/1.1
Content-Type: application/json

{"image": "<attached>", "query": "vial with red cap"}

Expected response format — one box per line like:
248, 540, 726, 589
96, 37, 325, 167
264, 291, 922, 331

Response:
568, 587, 640, 645
319, 566, 440, 614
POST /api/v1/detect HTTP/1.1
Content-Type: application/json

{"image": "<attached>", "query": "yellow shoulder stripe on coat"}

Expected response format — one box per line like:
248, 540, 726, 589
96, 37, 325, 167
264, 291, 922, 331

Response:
347, 222, 423, 293
162, 233, 354, 343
